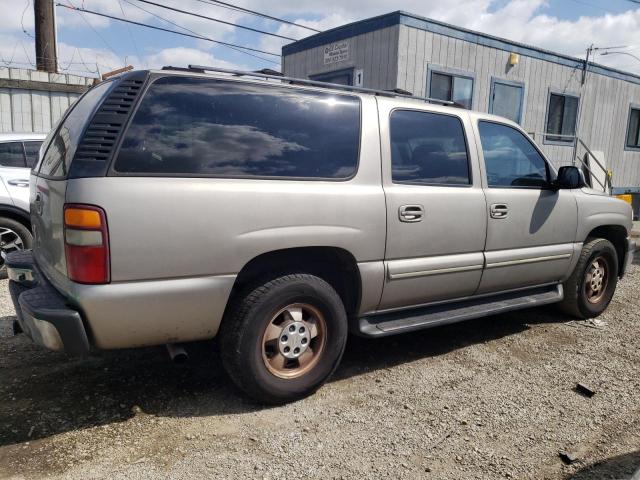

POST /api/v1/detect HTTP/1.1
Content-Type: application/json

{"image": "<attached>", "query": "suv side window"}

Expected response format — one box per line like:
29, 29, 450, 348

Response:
114, 76, 361, 179
478, 121, 549, 188
389, 110, 470, 185
0, 142, 26, 168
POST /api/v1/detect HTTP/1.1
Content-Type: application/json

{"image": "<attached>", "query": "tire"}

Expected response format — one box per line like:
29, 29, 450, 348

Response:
0, 217, 32, 277
560, 238, 618, 319
219, 274, 348, 404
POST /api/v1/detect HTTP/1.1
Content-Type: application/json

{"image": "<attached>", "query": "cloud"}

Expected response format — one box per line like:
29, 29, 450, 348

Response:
144, 47, 244, 70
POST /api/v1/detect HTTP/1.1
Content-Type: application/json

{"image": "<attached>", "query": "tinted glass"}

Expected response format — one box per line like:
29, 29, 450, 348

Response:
491, 82, 523, 123
545, 93, 578, 143
453, 77, 473, 109
430, 72, 452, 102
24, 141, 42, 168
390, 110, 470, 185
626, 108, 640, 148
316, 73, 351, 85
115, 77, 361, 178
0, 142, 26, 167
39, 80, 114, 177
479, 121, 549, 188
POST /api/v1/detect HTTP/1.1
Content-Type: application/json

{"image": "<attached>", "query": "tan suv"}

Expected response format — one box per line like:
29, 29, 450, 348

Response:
7, 67, 634, 403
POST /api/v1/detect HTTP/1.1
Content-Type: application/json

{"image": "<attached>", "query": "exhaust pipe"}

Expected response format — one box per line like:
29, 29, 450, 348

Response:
166, 343, 188, 363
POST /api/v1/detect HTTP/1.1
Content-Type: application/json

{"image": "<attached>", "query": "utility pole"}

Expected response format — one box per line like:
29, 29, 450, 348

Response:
34, 0, 58, 72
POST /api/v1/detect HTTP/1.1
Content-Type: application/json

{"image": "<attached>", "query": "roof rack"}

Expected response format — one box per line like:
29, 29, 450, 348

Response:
183, 65, 456, 106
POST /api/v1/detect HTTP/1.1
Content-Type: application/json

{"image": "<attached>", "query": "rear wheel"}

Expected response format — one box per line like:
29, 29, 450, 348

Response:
0, 217, 32, 276
219, 274, 348, 404
560, 238, 618, 319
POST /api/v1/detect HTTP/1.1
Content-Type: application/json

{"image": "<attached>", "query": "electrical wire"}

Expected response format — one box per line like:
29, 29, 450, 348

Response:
56, 3, 282, 61
191, 0, 320, 33
64, 0, 122, 62
121, 0, 280, 65
21, 0, 34, 39
118, 0, 145, 67
131, 0, 298, 41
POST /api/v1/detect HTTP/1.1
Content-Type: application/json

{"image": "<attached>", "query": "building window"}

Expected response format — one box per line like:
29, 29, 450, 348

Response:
489, 78, 525, 124
626, 106, 640, 150
309, 68, 353, 86
545, 92, 579, 144
428, 69, 474, 109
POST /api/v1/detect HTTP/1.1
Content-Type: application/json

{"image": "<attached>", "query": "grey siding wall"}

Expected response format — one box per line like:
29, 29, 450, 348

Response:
283, 25, 399, 91
397, 24, 640, 189
284, 23, 640, 189
0, 68, 92, 134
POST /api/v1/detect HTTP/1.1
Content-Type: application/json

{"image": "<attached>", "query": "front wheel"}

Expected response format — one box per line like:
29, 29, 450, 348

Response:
219, 274, 348, 404
560, 238, 618, 319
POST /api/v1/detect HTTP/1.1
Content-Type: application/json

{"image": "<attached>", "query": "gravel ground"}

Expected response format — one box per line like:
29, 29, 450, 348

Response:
1, 259, 639, 480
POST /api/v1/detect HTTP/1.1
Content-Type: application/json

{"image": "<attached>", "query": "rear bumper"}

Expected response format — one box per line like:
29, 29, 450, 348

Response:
7, 250, 90, 355
621, 237, 636, 278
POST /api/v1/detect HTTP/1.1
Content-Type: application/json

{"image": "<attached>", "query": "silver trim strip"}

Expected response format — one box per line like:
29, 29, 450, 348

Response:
485, 253, 572, 269
388, 264, 483, 280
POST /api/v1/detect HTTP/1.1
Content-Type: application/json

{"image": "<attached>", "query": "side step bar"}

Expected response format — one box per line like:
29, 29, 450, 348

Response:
358, 284, 563, 337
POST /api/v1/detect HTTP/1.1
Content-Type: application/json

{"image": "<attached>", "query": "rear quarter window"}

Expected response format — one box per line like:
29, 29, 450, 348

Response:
113, 76, 361, 179
38, 80, 115, 178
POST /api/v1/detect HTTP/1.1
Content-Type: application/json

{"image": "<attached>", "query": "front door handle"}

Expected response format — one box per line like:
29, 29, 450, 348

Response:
8, 179, 29, 188
399, 204, 424, 222
490, 203, 509, 219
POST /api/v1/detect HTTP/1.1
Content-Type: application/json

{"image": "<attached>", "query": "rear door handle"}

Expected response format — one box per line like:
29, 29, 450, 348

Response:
399, 204, 424, 222
490, 203, 509, 219
8, 179, 29, 188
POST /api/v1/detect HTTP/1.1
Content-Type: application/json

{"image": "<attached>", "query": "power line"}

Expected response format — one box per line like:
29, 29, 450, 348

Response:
56, 3, 282, 59
118, 0, 145, 67
64, 0, 122, 62
120, 0, 280, 65
192, 0, 321, 33
132, 0, 298, 41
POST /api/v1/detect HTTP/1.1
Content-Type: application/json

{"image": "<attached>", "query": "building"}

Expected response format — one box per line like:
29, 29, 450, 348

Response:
0, 67, 92, 134
282, 11, 640, 210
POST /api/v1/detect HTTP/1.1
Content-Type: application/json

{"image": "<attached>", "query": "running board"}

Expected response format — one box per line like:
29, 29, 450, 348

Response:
358, 284, 563, 337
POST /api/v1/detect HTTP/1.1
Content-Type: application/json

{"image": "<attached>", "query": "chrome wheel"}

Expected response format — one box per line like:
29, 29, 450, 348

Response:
261, 303, 327, 379
584, 256, 609, 304
0, 227, 25, 266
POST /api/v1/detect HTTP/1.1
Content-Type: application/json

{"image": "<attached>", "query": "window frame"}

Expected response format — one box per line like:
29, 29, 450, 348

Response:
478, 119, 554, 190
624, 103, 640, 152
309, 67, 355, 86
109, 75, 363, 182
388, 107, 473, 188
426, 64, 475, 110
488, 77, 526, 125
0, 141, 27, 168
543, 88, 580, 147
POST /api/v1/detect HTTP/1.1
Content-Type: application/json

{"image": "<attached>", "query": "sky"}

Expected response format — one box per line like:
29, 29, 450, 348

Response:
1, 0, 639, 78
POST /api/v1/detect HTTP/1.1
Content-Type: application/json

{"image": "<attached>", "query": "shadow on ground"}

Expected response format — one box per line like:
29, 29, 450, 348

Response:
0, 305, 570, 447
567, 450, 640, 480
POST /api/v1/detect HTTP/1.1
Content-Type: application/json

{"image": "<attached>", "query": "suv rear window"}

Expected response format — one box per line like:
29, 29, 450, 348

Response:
38, 81, 114, 178
113, 76, 361, 179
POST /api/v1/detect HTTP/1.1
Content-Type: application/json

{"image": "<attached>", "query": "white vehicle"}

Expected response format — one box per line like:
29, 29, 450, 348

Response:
0, 133, 46, 270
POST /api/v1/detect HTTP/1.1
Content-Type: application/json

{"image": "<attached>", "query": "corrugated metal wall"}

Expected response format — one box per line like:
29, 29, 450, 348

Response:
0, 67, 93, 134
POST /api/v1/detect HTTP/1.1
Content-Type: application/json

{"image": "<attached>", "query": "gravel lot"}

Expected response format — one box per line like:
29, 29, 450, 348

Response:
1, 258, 639, 480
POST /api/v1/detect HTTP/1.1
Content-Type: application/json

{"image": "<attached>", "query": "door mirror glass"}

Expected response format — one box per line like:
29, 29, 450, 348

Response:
555, 166, 584, 189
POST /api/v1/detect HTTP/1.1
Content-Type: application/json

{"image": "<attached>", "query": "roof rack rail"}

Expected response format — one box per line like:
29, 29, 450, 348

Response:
185, 65, 456, 106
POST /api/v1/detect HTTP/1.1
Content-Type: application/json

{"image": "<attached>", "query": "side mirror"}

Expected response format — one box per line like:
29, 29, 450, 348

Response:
553, 166, 585, 189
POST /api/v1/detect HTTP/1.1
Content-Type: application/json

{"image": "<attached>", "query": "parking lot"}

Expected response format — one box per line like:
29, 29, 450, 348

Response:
0, 258, 639, 480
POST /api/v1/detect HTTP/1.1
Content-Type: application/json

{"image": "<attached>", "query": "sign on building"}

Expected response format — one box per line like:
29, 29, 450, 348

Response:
324, 41, 349, 65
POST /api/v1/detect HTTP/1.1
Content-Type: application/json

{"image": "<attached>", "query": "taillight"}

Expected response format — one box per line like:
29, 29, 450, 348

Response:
63, 204, 110, 284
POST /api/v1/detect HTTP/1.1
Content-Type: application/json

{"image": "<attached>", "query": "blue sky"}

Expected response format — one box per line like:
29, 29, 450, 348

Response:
2, 0, 640, 76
